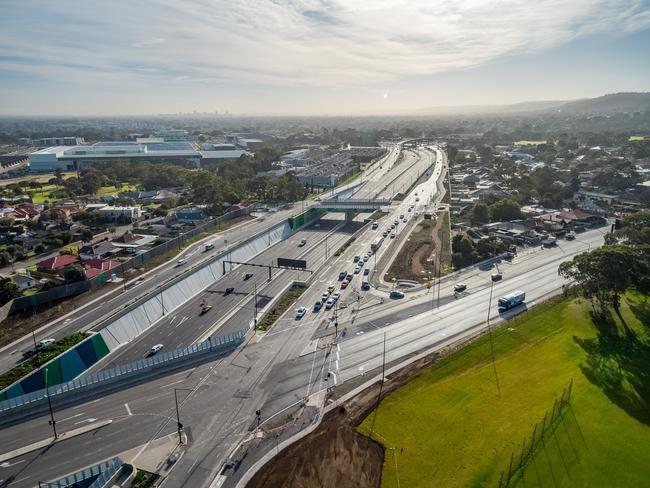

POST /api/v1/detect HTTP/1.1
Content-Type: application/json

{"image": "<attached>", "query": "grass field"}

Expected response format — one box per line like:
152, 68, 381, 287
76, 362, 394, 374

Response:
96, 183, 139, 197
358, 292, 650, 487
629, 135, 646, 142
0, 172, 76, 187
513, 140, 547, 146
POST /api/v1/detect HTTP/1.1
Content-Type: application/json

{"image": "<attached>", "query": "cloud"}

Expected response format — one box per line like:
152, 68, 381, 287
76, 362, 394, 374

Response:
1, 0, 649, 89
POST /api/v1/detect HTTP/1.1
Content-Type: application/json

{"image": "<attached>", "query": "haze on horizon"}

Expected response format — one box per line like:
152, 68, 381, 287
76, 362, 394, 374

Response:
1, 0, 650, 117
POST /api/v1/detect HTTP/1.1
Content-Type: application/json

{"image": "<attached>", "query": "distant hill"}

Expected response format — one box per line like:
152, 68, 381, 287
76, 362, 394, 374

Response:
415, 92, 650, 116
550, 92, 650, 114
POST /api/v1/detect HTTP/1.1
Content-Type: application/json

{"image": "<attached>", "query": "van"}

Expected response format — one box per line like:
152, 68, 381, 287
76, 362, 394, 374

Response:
372, 221, 379, 230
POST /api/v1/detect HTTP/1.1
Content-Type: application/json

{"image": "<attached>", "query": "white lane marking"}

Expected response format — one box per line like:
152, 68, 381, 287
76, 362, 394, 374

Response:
74, 418, 97, 425
1, 460, 25, 468
125, 403, 132, 416
58, 413, 84, 422
73, 398, 101, 409
160, 379, 185, 389
176, 316, 189, 327
169, 315, 177, 325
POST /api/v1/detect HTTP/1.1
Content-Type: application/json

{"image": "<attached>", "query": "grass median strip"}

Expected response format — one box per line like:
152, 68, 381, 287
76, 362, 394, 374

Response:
0, 333, 86, 391
358, 291, 650, 487
256, 286, 306, 331
334, 236, 356, 257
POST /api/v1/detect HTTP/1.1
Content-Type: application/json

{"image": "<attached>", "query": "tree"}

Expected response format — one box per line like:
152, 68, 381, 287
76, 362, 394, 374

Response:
452, 234, 478, 268
34, 243, 45, 254
558, 245, 639, 315
0, 252, 10, 266
470, 203, 490, 226
476, 236, 508, 260
79, 169, 103, 195
489, 199, 521, 222
0, 277, 19, 306
54, 167, 64, 186
80, 228, 94, 242
63, 265, 86, 283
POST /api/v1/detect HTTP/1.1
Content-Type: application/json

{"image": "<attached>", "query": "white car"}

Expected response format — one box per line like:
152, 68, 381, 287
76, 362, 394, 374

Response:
325, 298, 336, 309
354, 266, 361, 274
36, 338, 55, 350
332, 292, 341, 301
150, 344, 164, 355
295, 307, 307, 319
176, 259, 187, 267
363, 255, 369, 262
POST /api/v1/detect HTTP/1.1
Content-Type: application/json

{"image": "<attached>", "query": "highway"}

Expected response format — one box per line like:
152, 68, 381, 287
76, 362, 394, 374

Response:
0, 144, 609, 488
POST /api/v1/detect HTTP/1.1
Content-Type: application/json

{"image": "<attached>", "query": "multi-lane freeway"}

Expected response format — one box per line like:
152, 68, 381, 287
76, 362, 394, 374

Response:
0, 144, 609, 488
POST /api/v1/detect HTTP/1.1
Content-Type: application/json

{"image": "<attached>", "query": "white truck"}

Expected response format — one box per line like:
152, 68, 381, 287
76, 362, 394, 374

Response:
498, 290, 526, 310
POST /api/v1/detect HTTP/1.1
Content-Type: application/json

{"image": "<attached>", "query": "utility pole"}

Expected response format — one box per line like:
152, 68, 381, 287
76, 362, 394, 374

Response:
44, 368, 57, 440
334, 300, 339, 340
486, 280, 501, 397
254, 283, 258, 329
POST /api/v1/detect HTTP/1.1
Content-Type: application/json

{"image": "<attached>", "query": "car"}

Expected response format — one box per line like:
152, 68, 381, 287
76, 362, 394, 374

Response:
400, 214, 404, 219
408, 207, 412, 212
298, 238, 307, 247
364, 268, 370, 276
36, 338, 55, 350
243, 272, 254, 280
415, 197, 420, 202
224, 287, 235, 295
358, 260, 364, 267
327, 283, 336, 293
382, 230, 389, 237
367, 250, 373, 256
150, 344, 164, 355
313, 301, 322, 312
176, 259, 187, 267
338, 271, 347, 281
390, 224, 396, 229
354, 266, 361, 274
332, 292, 341, 301
322, 292, 330, 302
363, 255, 369, 262
353, 256, 360, 263
372, 222, 379, 230
325, 298, 335, 309
361, 281, 370, 290
454, 283, 467, 293
295, 307, 307, 319
504, 252, 515, 261
340, 280, 349, 289
491, 273, 503, 282
390, 232, 396, 239
346, 273, 354, 281
565, 233, 576, 241
390, 290, 405, 299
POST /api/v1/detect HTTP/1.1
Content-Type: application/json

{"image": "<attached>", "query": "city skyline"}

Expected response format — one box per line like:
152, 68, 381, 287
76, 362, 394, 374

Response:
1, 0, 650, 116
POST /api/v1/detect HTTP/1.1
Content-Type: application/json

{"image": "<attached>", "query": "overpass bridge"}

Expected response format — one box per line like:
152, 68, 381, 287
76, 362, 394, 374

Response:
316, 197, 392, 212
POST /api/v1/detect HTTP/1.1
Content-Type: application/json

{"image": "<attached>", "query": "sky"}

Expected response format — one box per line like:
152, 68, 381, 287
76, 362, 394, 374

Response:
1, 0, 649, 116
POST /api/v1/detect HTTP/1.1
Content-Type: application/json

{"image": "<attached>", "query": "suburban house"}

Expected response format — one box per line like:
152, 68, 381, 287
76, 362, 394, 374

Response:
44, 207, 72, 221
36, 254, 80, 275
79, 240, 117, 260
469, 183, 510, 200
174, 207, 208, 222
536, 209, 607, 232
83, 258, 120, 279
12, 272, 38, 291
111, 230, 157, 251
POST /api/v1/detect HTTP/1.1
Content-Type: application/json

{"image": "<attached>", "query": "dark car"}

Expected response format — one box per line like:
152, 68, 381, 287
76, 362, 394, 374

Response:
491, 273, 503, 282
390, 290, 405, 299
313, 301, 322, 312
338, 271, 347, 281
224, 287, 235, 295
243, 272, 254, 280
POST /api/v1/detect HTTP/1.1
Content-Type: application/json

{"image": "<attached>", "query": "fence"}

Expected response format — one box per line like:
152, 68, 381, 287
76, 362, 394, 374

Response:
0, 326, 248, 424
498, 379, 583, 488
43, 456, 124, 488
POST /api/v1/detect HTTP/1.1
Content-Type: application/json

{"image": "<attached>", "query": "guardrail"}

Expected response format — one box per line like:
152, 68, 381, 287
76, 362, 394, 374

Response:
0, 326, 248, 425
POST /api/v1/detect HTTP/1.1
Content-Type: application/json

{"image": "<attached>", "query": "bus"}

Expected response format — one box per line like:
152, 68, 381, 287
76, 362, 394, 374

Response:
371, 236, 384, 251
498, 290, 525, 310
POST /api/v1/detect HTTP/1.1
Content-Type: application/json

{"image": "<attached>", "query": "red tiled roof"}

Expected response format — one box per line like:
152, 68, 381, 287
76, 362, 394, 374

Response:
37, 254, 80, 271
83, 258, 120, 272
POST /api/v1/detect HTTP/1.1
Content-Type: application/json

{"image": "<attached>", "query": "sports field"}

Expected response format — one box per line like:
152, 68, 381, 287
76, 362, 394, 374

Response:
629, 135, 646, 141
358, 292, 650, 487
513, 140, 547, 146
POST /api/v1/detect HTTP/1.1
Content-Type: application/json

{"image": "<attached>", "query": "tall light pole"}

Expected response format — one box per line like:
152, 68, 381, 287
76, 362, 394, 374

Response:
486, 280, 501, 398
254, 283, 258, 329
174, 388, 193, 444
44, 367, 58, 440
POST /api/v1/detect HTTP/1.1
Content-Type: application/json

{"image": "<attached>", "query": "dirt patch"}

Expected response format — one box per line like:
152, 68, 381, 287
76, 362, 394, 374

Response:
384, 212, 451, 283
248, 405, 384, 488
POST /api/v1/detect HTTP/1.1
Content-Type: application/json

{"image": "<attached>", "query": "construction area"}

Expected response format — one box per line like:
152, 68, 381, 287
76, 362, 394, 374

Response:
383, 212, 451, 284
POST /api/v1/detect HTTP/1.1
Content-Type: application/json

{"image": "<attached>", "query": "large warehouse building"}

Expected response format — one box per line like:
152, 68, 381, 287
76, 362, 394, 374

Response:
28, 141, 204, 172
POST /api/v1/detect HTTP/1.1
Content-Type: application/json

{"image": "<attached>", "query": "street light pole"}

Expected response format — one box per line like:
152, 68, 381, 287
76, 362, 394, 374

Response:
174, 388, 193, 444
254, 283, 258, 329
44, 368, 57, 440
